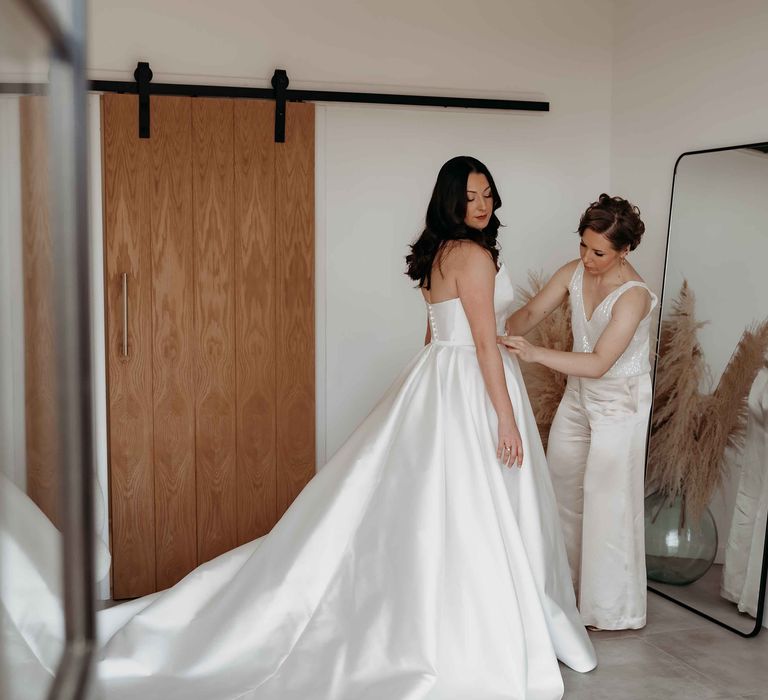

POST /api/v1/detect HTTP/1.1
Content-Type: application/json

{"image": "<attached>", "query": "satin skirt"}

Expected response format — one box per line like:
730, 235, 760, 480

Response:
721, 368, 768, 617
547, 374, 652, 630
98, 343, 596, 699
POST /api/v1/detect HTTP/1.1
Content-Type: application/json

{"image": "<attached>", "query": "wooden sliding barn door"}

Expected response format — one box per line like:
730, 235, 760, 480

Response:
102, 93, 314, 598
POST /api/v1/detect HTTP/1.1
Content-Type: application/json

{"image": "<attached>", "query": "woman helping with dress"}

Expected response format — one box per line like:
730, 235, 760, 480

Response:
501, 194, 657, 631
94, 156, 595, 699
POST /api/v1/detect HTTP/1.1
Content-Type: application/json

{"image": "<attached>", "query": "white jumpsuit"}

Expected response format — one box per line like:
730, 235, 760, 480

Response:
546, 261, 657, 630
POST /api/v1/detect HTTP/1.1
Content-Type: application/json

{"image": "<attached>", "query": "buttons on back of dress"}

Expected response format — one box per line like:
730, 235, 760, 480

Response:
427, 304, 439, 341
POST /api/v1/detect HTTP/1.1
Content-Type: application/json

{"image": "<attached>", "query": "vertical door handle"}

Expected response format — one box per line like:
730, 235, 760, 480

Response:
122, 272, 128, 357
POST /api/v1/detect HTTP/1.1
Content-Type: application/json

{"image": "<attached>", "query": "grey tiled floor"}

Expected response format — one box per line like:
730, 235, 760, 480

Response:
561, 592, 768, 699
650, 564, 757, 635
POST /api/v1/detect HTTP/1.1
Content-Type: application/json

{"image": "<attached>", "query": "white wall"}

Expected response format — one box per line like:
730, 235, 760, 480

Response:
611, 0, 768, 296
0, 1, 50, 83
88, 0, 612, 98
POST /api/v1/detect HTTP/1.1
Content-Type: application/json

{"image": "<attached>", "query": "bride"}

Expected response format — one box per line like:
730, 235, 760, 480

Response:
97, 156, 596, 699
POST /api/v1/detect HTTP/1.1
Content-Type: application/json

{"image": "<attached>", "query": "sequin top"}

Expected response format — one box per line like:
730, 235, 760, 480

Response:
569, 261, 658, 378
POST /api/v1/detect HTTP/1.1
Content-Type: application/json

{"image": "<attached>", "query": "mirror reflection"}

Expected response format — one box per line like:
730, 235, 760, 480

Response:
645, 144, 768, 635
0, 78, 64, 700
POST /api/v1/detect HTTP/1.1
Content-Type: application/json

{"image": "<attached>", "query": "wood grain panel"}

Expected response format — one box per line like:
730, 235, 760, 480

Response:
193, 98, 238, 562
19, 96, 59, 527
150, 96, 197, 589
102, 93, 156, 598
275, 102, 316, 514
234, 100, 277, 543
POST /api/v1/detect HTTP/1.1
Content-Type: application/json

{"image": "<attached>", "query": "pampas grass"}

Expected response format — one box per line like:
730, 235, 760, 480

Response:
515, 271, 572, 449
646, 280, 768, 521
645, 281, 707, 504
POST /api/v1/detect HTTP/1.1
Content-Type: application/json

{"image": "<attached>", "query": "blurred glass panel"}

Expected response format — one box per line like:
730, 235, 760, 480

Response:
1, 3, 64, 699
0, 1, 51, 85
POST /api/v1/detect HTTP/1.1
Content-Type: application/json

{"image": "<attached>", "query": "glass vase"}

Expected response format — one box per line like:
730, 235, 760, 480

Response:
644, 492, 718, 585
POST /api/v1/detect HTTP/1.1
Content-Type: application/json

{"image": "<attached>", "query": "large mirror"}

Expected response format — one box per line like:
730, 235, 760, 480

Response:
645, 143, 768, 636
1, 0, 96, 697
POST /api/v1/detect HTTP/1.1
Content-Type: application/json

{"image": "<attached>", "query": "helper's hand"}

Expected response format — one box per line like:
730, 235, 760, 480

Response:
498, 335, 540, 364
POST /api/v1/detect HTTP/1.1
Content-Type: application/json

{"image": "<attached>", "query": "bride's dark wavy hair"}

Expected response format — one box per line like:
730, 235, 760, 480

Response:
405, 155, 502, 289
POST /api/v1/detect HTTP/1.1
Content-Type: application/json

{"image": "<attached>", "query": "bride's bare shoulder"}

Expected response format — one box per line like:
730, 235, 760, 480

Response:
438, 240, 495, 275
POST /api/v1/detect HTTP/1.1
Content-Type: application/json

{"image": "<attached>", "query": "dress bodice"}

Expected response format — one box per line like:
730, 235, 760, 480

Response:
569, 261, 657, 378
426, 263, 515, 345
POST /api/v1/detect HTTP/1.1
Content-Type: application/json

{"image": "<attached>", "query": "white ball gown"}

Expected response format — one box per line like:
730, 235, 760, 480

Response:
98, 263, 596, 699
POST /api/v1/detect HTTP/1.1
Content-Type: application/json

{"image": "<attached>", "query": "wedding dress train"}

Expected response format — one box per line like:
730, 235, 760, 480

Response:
98, 263, 596, 699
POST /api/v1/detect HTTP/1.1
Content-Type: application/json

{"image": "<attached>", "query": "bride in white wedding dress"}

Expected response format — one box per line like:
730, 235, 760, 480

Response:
97, 156, 596, 699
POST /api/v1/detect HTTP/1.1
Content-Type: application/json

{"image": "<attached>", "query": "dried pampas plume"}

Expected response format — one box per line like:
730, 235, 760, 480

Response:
515, 271, 573, 448
646, 280, 768, 521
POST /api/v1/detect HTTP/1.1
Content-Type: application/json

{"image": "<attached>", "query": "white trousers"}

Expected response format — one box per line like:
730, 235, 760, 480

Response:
546, 373, 652, 630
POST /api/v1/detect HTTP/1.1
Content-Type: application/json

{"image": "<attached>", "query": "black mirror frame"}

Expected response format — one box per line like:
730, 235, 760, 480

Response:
646, 140, 768, 638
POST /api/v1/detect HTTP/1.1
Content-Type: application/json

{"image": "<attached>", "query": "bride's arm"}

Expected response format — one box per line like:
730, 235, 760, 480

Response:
457, 245, 523, 467
504, 261, 574, 336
